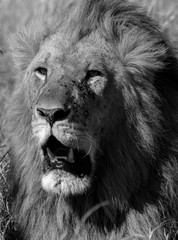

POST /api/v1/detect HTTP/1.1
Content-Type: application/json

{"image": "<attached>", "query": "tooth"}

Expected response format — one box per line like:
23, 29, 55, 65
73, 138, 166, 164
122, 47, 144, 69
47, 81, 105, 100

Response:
68, 148, 75, 163
55, 161, 64, 168
47, 148, 56, 162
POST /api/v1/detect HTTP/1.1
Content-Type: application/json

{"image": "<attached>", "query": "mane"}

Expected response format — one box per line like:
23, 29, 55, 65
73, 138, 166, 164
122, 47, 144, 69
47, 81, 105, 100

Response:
3, 0, 178, 239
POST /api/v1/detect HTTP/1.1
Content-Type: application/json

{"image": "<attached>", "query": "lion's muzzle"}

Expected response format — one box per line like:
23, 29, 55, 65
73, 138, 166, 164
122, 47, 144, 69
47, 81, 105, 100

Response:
32, 74, 97, 194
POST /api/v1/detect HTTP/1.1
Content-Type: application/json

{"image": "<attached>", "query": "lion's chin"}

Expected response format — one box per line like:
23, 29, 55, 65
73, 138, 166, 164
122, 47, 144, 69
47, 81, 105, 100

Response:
41, 170, 91, 195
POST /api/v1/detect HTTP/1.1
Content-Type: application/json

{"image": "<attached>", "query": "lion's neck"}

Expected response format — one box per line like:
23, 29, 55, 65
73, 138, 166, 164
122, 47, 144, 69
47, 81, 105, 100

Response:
14, 190, 163, 240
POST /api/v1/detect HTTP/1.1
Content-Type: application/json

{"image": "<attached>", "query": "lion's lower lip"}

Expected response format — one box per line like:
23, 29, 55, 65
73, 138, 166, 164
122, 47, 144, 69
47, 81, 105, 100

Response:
42, 136, 92, 177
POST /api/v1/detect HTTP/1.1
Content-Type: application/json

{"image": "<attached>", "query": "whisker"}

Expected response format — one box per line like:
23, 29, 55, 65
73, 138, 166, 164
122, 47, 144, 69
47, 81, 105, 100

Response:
72, 132, 80, 152
82, 143, 92, 158
81, 132, 103, 155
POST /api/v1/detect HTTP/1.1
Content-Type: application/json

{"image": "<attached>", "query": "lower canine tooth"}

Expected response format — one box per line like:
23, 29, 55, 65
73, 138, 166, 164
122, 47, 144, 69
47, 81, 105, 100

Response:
68, 148, 75, 163
56, 161, 64, 168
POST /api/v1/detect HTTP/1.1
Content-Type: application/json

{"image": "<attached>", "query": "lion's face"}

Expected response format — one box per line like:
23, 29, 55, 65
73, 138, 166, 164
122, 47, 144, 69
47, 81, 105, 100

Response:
5, 1, 178, 238
28, 32, 119, 195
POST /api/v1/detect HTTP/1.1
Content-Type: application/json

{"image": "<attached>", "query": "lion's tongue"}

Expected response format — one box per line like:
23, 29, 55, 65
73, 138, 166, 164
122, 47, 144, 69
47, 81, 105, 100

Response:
47, 147, 75, 163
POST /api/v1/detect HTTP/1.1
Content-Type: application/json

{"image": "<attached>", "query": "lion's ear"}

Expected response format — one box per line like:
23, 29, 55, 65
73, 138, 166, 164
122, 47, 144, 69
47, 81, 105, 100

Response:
8, 21, 47, 71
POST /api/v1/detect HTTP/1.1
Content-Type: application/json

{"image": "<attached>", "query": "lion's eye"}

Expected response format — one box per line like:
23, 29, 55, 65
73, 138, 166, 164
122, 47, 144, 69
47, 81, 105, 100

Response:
86, 70, 103, 80
35, 67, 47, 81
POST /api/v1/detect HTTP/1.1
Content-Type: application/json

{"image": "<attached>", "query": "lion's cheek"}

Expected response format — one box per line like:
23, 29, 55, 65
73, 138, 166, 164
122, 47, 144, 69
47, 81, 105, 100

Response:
31, 119, 51, 145
87, 106, 109, 134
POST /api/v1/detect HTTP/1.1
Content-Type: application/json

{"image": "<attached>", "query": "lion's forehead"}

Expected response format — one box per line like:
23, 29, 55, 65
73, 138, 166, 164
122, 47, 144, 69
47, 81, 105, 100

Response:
36, 32, 113, 73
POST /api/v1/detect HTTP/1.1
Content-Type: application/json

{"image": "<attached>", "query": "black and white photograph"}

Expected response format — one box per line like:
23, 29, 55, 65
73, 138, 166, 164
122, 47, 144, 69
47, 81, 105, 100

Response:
0, 0, 178, 239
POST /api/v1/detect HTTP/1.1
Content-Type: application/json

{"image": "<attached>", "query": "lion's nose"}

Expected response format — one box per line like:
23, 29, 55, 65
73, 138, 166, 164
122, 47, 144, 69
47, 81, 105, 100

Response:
36, 107, 71, 125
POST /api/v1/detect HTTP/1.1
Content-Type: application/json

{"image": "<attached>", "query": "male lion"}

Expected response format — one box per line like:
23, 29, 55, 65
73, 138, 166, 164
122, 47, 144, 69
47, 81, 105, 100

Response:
3, 0, 178, 239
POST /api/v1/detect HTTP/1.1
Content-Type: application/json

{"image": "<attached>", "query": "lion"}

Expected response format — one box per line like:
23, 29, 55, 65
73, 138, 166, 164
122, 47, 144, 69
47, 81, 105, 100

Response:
3, 0, 178, 239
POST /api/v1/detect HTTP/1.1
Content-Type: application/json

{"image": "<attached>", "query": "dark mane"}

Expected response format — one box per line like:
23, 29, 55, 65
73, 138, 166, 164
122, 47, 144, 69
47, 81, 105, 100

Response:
3, 0, 178, 239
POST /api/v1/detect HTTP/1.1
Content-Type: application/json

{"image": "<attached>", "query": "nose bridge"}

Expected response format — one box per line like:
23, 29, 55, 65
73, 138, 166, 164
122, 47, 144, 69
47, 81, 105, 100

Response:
37, 81, 70, 110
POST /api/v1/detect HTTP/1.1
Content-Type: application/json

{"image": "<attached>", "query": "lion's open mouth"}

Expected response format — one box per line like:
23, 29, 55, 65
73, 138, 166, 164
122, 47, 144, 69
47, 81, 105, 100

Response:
42, 136, 92, 178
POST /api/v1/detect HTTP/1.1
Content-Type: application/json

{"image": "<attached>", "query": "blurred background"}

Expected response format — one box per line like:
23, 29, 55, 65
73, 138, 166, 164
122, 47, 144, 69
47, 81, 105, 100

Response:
0, 0, 178, 43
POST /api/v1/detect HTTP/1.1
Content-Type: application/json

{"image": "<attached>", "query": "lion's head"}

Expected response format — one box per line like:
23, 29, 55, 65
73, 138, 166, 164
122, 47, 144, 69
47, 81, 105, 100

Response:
4, 0, 178, 239
30, 32, 117, 195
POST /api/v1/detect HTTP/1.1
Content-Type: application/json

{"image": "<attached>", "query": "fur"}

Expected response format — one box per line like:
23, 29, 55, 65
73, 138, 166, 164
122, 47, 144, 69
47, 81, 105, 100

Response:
3, 0, 178, 239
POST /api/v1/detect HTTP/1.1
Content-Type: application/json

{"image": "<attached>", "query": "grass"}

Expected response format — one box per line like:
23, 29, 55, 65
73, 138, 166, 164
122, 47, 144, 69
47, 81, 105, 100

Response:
0, 0, 178, 239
